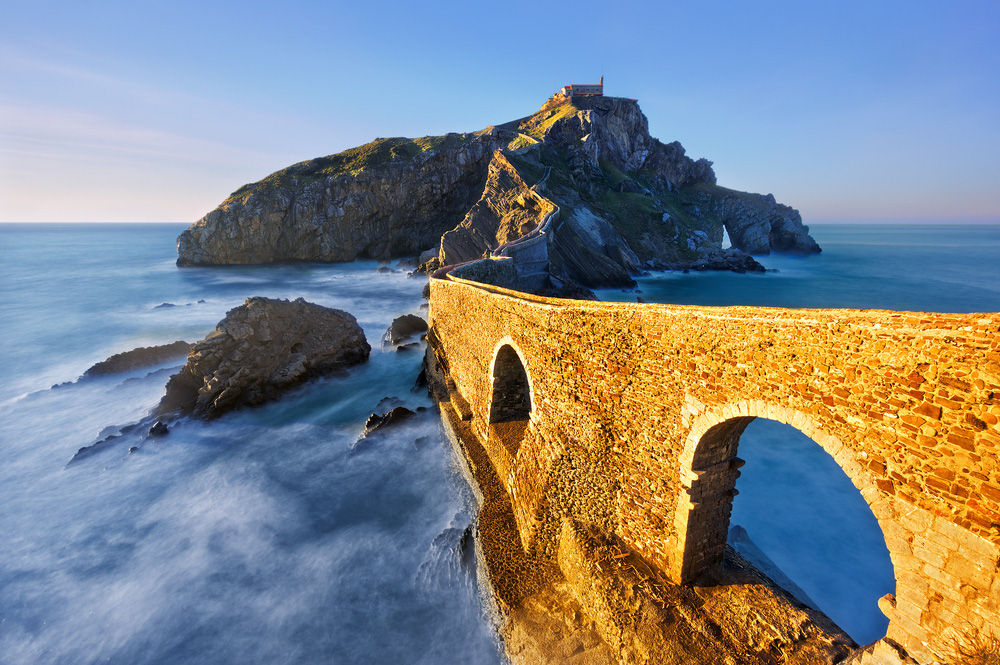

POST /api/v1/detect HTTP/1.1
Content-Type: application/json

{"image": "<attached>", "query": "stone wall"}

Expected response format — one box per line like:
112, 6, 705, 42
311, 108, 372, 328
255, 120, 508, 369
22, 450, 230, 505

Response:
427, 274, 1000, 663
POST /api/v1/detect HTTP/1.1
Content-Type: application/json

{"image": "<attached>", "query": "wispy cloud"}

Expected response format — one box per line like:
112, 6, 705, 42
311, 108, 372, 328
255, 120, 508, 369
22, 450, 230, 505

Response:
0, 103, 280, 168
0, 44, 213, 108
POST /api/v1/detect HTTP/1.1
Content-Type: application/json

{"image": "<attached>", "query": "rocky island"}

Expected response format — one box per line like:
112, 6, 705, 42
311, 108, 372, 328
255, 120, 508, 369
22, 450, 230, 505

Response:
176, 94, 818, 292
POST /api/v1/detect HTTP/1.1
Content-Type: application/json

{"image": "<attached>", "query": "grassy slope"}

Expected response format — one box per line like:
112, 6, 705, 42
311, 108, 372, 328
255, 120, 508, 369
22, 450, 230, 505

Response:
223, 132, 481, 205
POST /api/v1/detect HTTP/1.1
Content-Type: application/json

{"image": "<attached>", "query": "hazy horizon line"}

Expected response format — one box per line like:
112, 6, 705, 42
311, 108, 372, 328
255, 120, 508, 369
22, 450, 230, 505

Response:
3, 218, 1000, 226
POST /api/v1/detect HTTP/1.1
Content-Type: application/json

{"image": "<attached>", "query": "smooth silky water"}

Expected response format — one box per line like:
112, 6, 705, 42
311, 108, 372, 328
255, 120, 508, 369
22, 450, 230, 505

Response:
598, 223, 1000, 645
0, 224, 502, 665
3, 223, 998, 660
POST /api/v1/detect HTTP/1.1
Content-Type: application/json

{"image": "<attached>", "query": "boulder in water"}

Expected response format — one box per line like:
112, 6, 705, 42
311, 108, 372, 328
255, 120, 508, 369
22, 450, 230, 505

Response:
689, 248, 766, 273
157, 297, 370, 419
362, 406, 417, 436
383, 314, 428, 346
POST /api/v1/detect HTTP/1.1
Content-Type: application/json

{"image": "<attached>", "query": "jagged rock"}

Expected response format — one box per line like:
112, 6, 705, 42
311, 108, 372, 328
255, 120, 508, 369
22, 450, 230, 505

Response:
362, 406, 417, 436
418, 247, 438, 265
83, 341, 191, 377
384, 314, 428, 346
689, 248, 767, 273
547, 205, 640, 288
412, 366, 429, 391
416, 256, 441, 274
438, 150, 556, 265
157, 297, 369, 418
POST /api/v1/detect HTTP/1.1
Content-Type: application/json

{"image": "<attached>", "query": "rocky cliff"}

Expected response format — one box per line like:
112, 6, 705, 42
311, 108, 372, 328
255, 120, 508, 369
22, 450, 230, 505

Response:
438, 150, 556, 266
178, 94, 819, 288
689, 185, 821, 255
177, 133, 505, 265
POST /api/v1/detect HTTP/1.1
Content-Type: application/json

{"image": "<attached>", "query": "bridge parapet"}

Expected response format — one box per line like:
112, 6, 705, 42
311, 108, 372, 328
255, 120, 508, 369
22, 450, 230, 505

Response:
428, 274, 1000, 662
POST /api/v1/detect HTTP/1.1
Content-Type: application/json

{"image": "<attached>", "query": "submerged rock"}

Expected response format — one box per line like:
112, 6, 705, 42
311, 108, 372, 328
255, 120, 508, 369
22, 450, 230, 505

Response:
352, 406, 419, 453
83, 340, 191, 377
69, 420, 146, 463
148, 421, 169, 437
157, 297, 369, 419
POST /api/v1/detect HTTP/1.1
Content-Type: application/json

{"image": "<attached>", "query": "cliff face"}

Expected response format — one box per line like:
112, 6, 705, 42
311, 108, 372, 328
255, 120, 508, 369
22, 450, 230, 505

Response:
178, 94, 820, 285
177, 133, 503, 265
438, 150, 556, 266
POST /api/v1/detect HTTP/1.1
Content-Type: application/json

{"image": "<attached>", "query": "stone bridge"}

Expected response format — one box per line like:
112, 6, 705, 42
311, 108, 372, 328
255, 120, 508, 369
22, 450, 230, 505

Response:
427, 269, 1000, 663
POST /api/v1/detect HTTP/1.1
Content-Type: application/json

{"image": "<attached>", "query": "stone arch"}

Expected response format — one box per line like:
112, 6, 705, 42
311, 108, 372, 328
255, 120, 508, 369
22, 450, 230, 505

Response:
669, 402, 901, 634
488, 339, 534, 458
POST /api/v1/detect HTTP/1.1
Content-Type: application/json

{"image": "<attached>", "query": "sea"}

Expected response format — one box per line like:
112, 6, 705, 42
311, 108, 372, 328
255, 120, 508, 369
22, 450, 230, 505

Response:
0, 222, 997, 663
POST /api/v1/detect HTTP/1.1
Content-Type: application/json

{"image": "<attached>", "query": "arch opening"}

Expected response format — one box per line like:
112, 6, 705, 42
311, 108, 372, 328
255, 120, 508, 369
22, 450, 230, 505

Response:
682, 416, 895, 646
488, 344, 532, 456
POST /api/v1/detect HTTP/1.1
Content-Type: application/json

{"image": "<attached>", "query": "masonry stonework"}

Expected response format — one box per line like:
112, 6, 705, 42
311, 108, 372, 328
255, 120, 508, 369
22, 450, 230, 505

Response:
428, 273, 1000, 663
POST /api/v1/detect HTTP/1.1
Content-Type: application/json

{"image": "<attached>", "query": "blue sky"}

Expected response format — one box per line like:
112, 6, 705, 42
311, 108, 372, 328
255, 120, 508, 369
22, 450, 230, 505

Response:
1, 0, 998, 223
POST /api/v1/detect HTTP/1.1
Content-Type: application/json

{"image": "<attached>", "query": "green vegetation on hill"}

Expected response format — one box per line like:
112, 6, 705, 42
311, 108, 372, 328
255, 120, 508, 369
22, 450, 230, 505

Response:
507, 144, 720, 262
517, 98, 578, 141
224, 132, 479, 204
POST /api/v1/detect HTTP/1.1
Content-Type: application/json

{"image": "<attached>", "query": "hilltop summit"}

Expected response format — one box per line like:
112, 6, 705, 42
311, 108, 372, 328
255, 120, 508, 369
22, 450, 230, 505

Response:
176, 94, 819, 289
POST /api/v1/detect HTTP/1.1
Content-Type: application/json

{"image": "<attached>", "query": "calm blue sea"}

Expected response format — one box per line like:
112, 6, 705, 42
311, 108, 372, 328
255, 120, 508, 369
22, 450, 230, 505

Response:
597, 223, 1000, 312
0, 222, 997, 661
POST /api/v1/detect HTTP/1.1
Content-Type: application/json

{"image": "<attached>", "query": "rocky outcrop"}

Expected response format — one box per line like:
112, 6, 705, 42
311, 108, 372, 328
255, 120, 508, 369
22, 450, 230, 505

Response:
535, 95, 715, 189
645, 248, 766, 273
692, 187, 820, 255
177, 133, 506, 265
438, 151, 556, 265
384, 314, 428, 346
157, 297, 369, 418
362, 406, 417, 436
547, 206, 637, 288
83, 340, 191, 377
